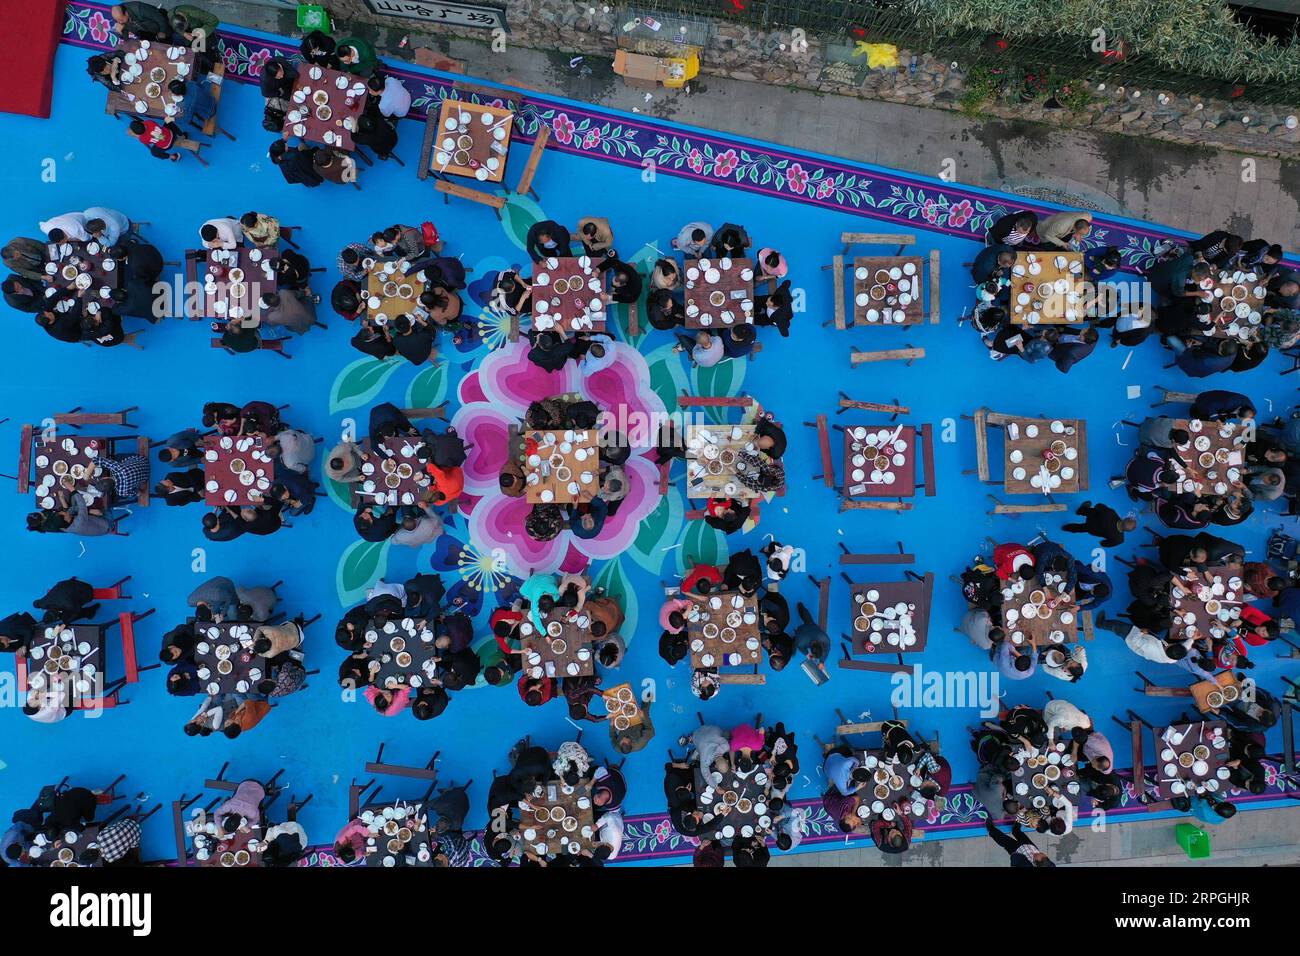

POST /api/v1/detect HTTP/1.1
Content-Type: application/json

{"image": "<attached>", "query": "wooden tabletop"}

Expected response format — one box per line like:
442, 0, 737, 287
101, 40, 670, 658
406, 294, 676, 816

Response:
684, 423, 759, 500
202, 434, 274, 506
1206, 267, 1267, 341
285, 66, 367, 151
1000, 573, 1078, 648
848, 579, 931, 655
365, 261, 425, 326
1168, 564, 1245, 643
193, 621, 261, 695
520, 608, 597, 677
1169, 419, 1247, 499
695, 762, 775, 840
198, 246, 279, 324
524, 429, 600, 504
358, 436, 432, 507
359, 801, 434, 867
842, 424, 917, 498
1009, 251, 1087, 325
531, 255, 607, 333
363, 617, 439, 690
30, 436, 102, 510
851, 748, 934, 827
1154, 720, 1230, 799
683, 256, 755, 329
520, 779, 596, 856
116, 38, 195, 122
431, 99, 513, 182
1009, 740, 1079, 814
1002, 416, 1086, 495
687, 589, 761, 668
850, 256, 924, 325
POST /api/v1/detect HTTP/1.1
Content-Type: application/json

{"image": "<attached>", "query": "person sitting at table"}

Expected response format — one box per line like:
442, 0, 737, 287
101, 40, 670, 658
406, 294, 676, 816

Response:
1060, 500, 1135, 547
970, 244, 1016, 284
259, 56, 298, 100
1036, 211, 1092, 251
703, 497, 749, 535
258, 290, 318, 335
711, 223, 751, 259
1145, 253, 1212, 309
986, 209, 1038, 247
109, 2, 172, 40
2, 275, 44, 313
312, 148, 358, 187
674, 329, 724, 368
645, 287, 684, 331
753, 279, 794, 336
574, 216, 614, 258
299, 29, 339, 67
86, 51, 127, 90
3, 236, 48, 282
0, 610, 37, 656
169, 76, 218, 127
367, 71, 411, 119
1040, 643, 1088, 682
269, 140, 323, 188
198, 217, 242, 251
1188, 230, 1244, 269
40, 212, 91, 243
1084, 245, 1124, 283
221, 696, 272, 738
1048, 326, 1099, 373
336, 37, 377, 75
525, 220, 572, 263
606, 259, 642, 305
274, 249, 314, 292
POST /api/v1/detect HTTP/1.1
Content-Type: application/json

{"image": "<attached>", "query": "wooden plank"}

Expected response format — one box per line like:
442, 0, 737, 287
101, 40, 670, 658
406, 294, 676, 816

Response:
718, 673, 766, 685
677, 395, 753, 409
657, 459, 672, 495
515, 125, 549, 196
17, 424, 32, 495
989, 502, 1068, 515
850, 347, 925, 365
972, 407, 991, 483
837, 658, 914, 674
54, 411, 125, 426
838, 398, 910, 414
402, 406, 447, 420
364, 761, 439, 781
627, 298, 640, 337
416, 109, 439, 181
171, 801, 189, 867
836, 721, 885, 736
839, 552, 915, 565
433, 179, 506, 209
928, 249, 941, 324
136, 436, 150, 506
919, 423, 936, 497
841, 232, 916, 247
1075, 420, 1091, 491
815, 414, 834, 488
831, 255, 846, 330
200, 63, 225, 137
840, 499, 911, 512
1130, 722, 1145, 800
1080, 610, 1095, 642
816, 576, 830, 632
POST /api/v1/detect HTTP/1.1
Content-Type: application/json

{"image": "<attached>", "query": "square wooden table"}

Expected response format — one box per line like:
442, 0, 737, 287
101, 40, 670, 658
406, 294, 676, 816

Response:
695, 763, 774, 840
852, 749, 934, 827
850, 256, 925, 325
1009, 739, 1080, 814
1009, 251, 1087, 325
196, 247, 280, 324
359, 801, 434, 867
686, 589, 761, 668
193, 817, 264, 868
44, 240, 124, 305
1168, 564, 1245, 643
1002, 416, 1086, 495
363, 616, 439, 690
523, 429, 600, 504
842, 424, 917, 498
1154, 720, 1230, 799
30, 436, 103, 511
1206, 267, 1267, 341
202, 435, 275, 506
430, 99, 514, 182
999, 573, 1078, 648
116, 38, 195, 122
22, 624, 105, 700
193, 621, 261, 695
358, 437, 432, 507
848, 580, 931, 655
530, 255, 607, 333
285, 65, 368, 151
364, 260, 426, 327
684, 423, 759, 500
1169, 419, 1247, 499
683, 256, 754, 329
519, 779, 596, 856
519, 608, 596, 678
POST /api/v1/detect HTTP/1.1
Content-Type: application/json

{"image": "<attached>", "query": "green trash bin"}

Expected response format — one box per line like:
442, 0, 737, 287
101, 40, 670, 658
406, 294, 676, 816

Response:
1175, 823, 1212, 859
296, 4, 331, 33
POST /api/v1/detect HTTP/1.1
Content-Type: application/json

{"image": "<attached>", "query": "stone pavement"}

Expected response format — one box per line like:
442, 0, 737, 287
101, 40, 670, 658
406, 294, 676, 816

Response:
767, 804, 1300, 867
205, 0, 1299, 246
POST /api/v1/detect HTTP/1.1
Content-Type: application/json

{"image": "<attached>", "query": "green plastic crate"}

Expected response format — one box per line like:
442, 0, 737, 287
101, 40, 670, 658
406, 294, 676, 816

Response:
296, 4, 331, 33
1175, 823, 1212, 859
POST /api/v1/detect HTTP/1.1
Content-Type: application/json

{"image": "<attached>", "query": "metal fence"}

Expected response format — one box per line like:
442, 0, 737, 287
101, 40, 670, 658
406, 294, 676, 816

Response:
618, 0, 1300, 104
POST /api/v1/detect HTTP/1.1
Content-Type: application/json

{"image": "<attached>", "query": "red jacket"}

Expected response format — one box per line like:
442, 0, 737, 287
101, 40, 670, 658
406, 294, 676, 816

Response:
682, 564, 723, 594
993, 544, 1034, 581
517, 673, 556, 706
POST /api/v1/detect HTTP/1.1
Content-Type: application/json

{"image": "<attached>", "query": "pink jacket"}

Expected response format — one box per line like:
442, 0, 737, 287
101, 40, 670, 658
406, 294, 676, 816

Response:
730, 724, 765, 753
334, 819, 369, 856
365, 685, 412, 716
659, 598, 692, 633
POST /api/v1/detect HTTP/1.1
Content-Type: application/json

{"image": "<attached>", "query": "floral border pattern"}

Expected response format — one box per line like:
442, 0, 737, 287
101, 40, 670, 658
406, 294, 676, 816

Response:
61, 2, 1297, 275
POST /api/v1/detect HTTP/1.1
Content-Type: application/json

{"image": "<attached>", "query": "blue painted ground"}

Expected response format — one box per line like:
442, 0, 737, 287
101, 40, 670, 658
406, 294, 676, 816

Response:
0, 42, 1295, 862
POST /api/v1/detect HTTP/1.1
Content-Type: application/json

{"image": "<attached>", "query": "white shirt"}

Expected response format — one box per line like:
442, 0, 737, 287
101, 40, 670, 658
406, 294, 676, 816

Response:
201, 217, 243, 249
82, 207, 131, 245
1041, 644, 1087, 681
1043, 698, 1090, 743
1124, 626, 1179, 663
597, 809, 625, 859
692, 335, 725, 367
377, 76, 411, 118
39, 213, 89, 242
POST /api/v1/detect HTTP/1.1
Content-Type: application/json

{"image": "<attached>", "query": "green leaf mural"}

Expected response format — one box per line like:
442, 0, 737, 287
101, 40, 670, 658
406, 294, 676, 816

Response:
645, 342, 689, 416
324, 472, 355, 514
328, 357, 403, 414
500, 194, 546, 253
335, 539, 391, 608
627, 486, 684, 576
690, 358, 746, 424
593, 556, 638, 648
676, 519, 729, 578
405, 362, 449, 411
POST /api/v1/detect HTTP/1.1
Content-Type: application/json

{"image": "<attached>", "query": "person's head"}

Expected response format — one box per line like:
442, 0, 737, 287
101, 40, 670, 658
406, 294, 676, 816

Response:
690, 228, 706, 243
1070, 218, 1091, 238
222, 812, 245, 832
1188, 546, 1209, 565
1080, 327, 1099, 345
127, 119, 146, 137
535, 228, 554, 247
268, 139, 287, 163
1164, 641, 1188, 660
1189, 262, 1214, 281
313, 150, 335, 169
1012, 653, 1032, 673
222, 723, 242, 739
1091, 753, 1112, 773
168, 78, 187, 98
252, 637, 272, 655
1018, 564, 1036, 581
987, 627, 1006, 645
1047, 817, 1067, 836
1211, 798, 1237, 819
1263, 244, 1283, 264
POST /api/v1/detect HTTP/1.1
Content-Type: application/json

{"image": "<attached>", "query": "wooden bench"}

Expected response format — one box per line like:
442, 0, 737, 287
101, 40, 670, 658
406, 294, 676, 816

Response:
928, 250, 941, 324
850, 347, 925, 366
986, 496, 1067, 516
718, 672, 766, 685
514, 125, 549, 199
814, 414, 833, 487
839, 232, 916, 256
55, 407, 139, 428
840, 498, 911, 512
211, 337, 292, 358
433, 179, 506, 217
